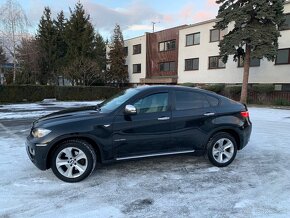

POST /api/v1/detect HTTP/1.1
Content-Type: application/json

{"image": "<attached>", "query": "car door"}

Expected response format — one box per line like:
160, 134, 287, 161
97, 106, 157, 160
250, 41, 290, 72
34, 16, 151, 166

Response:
113, 91, 176, 158
171, 90, 216, 151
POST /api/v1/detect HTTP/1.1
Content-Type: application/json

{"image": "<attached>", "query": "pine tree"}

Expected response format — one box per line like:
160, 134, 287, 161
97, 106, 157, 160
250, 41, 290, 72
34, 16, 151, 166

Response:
95, 32, 107, 73
107, 24, 128, 86
54, 10, 67, 84
65, 2, 95, 60
215, 0, 285, 103
37, 7, 57, 84
65, 2, 96, 85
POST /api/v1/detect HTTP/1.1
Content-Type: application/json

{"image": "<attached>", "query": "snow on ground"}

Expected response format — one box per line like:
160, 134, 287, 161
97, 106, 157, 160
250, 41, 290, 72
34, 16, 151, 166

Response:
0, 101, 101, 119
0, 104, 290, 217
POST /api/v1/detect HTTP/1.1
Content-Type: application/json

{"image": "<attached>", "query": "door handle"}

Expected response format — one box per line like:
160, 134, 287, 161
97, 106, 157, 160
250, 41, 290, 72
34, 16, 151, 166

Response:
204, 112, 215, 116
158, 117, 170, 121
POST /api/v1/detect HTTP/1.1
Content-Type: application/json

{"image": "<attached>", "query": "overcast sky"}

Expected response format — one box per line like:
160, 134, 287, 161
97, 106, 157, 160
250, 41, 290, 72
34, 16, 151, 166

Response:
0, 0, 219, 40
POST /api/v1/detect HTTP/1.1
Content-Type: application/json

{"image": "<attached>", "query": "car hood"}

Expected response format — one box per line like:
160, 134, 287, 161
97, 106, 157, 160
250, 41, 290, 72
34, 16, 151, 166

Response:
33, 106, 106, 127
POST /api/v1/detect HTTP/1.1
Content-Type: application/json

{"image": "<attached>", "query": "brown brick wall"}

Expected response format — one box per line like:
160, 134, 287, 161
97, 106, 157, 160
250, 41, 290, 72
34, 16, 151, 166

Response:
146, 25, 187, 80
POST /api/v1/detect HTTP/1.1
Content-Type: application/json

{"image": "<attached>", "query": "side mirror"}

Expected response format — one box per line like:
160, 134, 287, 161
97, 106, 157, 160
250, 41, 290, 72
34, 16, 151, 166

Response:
124, 105, 137, 115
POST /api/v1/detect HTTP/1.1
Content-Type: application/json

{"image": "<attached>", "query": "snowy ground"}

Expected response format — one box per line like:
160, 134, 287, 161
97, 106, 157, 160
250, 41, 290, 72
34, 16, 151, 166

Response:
0, 102, 290, 218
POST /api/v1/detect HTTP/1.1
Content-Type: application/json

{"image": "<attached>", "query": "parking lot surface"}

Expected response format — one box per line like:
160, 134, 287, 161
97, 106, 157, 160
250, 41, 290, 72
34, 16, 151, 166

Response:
1, 102, 290, 218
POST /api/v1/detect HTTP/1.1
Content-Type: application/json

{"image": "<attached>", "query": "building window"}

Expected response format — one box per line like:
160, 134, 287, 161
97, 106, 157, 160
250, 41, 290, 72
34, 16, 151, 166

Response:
123, 47, 128, 56
210, 28, 227, 42
238, 57, 261, 67
276, 48, 290, 65
280, 14, 290, 31
186, 33, 200, 46
209, 56, 226, 69
133, 64, 141, 73
185, 58, 199, 71
159, 40, 176, 52
133, 44, 141, 54
160, 61, 176, 72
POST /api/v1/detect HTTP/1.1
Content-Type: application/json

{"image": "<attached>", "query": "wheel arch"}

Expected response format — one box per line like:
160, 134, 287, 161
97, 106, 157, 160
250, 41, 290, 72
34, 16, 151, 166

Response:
207, 128, 241, 150
46, 135, 103, 169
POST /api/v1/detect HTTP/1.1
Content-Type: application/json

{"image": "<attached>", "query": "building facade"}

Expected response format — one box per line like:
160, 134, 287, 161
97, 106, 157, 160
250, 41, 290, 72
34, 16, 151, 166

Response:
142, 25, 187, 84
112, 1, 290, 87
178, 2, 290, 86
123, 35, 147, 84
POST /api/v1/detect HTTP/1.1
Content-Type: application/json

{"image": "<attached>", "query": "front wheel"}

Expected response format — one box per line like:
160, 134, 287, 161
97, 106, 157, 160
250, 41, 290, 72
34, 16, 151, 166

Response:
207, 132, 237, 167
51, 140, 97, 182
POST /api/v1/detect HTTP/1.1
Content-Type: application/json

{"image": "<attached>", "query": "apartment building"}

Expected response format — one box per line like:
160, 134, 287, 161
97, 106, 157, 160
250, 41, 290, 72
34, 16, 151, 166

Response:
113, 1, 290, 87
121, 26, 187, 84
178, 2, 290, 87
141, 25, 187, 84
123, 35, 147, 84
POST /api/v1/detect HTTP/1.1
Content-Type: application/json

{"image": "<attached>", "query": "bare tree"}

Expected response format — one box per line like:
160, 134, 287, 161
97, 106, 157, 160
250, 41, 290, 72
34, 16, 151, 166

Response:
63, 58, 103, 86
0, 0, 29, 83
16, 37, 41, 84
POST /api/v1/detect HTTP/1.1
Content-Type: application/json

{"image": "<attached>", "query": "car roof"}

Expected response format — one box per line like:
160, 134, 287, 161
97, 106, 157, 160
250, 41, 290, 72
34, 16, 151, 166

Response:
134, 85, 217, 96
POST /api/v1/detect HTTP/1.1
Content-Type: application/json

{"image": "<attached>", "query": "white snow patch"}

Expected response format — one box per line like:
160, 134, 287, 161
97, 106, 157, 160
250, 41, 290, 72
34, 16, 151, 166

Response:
249, 107, 290, 123
0, 111, 57, 119
0, 100, 102, 111
234, 199, 253, 208
0, 100, 102, 120
206, 167, 220, 173
1, 107, 290, 217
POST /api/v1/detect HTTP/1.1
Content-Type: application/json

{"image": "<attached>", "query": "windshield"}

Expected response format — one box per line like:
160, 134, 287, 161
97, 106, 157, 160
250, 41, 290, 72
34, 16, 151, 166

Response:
98, 88, 140, 113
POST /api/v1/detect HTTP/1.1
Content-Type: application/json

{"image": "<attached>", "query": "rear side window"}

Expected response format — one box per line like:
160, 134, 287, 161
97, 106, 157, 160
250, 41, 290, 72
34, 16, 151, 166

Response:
175, 91, 210, 110
206, 95, 219, 107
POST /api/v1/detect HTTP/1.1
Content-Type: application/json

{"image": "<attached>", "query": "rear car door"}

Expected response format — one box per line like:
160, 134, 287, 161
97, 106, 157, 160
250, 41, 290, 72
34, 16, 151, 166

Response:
171, 90, 217, 151
113, 91, 176, 158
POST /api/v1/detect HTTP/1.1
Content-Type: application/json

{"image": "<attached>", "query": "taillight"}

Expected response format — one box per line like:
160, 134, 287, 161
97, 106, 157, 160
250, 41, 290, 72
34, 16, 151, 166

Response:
241, 111, 249, 118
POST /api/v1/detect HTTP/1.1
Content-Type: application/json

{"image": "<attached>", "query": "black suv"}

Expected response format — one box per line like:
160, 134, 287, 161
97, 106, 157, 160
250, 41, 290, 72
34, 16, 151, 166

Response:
26, 86, 252, 182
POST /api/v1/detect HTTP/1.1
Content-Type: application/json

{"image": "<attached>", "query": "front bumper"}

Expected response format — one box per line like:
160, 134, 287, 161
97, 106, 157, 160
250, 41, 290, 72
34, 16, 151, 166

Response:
26, 138, 49, 170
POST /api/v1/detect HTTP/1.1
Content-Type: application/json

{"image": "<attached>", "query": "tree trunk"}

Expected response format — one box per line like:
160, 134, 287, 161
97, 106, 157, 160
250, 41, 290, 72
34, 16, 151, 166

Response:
240, 44, 251, 104
12, 20, 16, 84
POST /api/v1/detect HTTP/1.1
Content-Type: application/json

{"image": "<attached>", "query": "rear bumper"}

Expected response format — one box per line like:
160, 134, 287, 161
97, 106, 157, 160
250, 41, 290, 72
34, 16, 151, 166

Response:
239, 122, 252, 150
26, 138, 49, 170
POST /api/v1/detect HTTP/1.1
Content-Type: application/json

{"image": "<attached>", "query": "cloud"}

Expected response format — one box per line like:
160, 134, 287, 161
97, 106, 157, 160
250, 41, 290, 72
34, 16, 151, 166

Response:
80, 0, 161, 32
179, 3, 195, 20
193, 11, 216, 22
16, 0, 219, 39
207, 0, 218, 7
127, 24, 152, 31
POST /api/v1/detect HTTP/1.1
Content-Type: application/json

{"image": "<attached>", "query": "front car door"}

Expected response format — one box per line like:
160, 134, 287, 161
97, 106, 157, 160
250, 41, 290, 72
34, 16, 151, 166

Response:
113, 91, 176, 158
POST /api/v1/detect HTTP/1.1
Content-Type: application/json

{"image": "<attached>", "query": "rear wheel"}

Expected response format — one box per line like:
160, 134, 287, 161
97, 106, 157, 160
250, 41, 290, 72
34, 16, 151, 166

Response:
207, 132, 237, 167
51, 140, 96, 182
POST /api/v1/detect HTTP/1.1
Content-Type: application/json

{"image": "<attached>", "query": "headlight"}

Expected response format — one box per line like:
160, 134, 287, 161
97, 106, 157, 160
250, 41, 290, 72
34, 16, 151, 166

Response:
32, 128, 51, 138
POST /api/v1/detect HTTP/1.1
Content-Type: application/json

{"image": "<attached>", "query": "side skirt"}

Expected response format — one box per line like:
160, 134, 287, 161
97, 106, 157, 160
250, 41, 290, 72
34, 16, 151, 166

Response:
115, 150, 196, 161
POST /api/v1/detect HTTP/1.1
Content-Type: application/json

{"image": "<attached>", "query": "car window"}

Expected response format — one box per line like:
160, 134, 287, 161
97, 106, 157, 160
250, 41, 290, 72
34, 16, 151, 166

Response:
206, 95, 219, 107
99, 88, 139, 112
175, 91, 210, 110
133, 93, 168, 114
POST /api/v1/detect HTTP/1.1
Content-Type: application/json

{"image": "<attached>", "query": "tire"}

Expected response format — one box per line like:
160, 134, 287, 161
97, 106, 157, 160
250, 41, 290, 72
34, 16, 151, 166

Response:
51, 140, 97, 183
207, 132, 237, 167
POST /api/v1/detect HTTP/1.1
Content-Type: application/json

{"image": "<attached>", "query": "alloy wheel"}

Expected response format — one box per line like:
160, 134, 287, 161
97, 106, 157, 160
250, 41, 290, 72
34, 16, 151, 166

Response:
212, 138, 234, 164
55, 147, 88, 178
